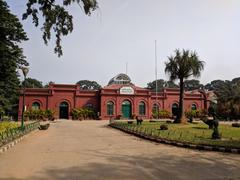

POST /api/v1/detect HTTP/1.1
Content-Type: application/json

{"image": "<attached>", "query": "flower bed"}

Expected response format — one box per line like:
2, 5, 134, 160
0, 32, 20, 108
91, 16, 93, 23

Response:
0, 121, 18, 133
0, 121, 40, 147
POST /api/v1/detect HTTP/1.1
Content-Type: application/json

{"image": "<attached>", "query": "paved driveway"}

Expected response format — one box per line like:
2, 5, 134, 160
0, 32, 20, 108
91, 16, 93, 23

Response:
0, 120, 240, 180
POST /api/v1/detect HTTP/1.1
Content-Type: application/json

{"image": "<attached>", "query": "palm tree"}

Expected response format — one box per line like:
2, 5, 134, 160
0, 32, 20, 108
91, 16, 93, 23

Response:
165, 49, 205, 123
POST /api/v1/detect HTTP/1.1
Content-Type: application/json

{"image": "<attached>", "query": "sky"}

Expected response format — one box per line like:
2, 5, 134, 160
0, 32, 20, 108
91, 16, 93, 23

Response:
6, 0, 240, 87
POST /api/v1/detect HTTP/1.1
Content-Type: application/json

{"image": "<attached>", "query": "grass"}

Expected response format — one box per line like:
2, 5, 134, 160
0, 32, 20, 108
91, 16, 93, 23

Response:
0, 121, 19, 133
114, 121, 240, 149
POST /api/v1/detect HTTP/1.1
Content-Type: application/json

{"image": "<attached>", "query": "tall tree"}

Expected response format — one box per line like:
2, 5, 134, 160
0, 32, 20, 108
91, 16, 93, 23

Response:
147, 79, 165, 92
147, 79, 179, 91
165, 81, 179, 88
44, 81, 55, 88
204, 80, 225, 91
0, 0, 28, 117
22, 78, 43, 88
165, 49, 205, 123
213, 79, 240, 119
23, 0, 98, 57
184, 79, 203, 91
76, 80, 101, 90
231, 77, 240, 86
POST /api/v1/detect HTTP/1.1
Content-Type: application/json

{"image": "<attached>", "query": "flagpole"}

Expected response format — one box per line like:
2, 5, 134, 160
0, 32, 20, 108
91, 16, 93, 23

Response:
126, 62, 128, 75
155, 40, 158, 119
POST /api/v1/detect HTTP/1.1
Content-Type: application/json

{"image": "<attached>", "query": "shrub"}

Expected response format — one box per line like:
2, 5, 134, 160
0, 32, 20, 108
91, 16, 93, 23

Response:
152, 110, 158, 119
185, 110, 205, 119
152, 110, 171, 119
158, 110, 171, 119
232, 123, 240, 128
160, 124, 168, 130
0, 121, 18, 133
149, 119, 156, 122
44, 109, 55, 120
71, 108, 97, 120
71, 108, 80, 120
24, 109, 39, 120
24, 109, 55, 121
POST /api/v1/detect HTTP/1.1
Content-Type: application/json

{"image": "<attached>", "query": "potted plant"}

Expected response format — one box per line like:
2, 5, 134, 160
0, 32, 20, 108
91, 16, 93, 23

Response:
39, 123, 50, 130
44, 109, 55, 121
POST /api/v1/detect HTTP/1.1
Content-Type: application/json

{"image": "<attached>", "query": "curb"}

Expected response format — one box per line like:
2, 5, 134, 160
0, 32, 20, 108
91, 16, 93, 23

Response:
0, 137, 24, 154
110, 124, 240, 154
0, 129, 39, 154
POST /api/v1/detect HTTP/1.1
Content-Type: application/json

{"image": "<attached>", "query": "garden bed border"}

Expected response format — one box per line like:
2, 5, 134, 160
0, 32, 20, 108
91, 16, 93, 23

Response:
0, 121, 40, 154
109, 122, 240, 154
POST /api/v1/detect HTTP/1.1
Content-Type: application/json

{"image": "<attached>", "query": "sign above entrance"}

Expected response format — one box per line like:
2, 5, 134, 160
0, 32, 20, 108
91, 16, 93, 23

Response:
120, 87, 134, 95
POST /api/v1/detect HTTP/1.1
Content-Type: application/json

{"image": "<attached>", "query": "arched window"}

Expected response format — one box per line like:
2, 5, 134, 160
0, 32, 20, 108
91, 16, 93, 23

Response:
107, 101, 114, 115
32, 102, 40, 110
60, 102, 68, 107
86, 103, 94, 110
172, 103, 179, 116
139, 101, 146, 115
152, 104, 159, 113
191, 104, 197, 110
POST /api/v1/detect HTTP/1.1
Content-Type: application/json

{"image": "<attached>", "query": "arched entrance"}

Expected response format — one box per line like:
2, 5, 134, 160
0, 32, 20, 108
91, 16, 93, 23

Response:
191, 104, 197, 110
122, 100, 132, 119
59, 102, 69, 119
172, 103, 179, 116
32, 102, 40, 110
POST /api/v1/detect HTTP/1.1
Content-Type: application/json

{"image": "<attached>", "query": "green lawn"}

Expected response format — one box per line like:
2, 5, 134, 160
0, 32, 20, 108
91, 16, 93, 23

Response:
115, 121, 240, 149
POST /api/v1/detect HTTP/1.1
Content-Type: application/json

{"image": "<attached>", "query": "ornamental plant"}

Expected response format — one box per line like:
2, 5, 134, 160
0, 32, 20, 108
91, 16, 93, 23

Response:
24, 109, 55, 120
44, 109, 55, 120
0, 121, 19, 133
152, 110, 171, 119
185, 110, 205, 119
71, 108, 80, 120
71, 108, 96, 120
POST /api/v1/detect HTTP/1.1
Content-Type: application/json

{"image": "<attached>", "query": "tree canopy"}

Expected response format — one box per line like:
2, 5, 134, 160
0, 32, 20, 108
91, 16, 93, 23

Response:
76, 80, 101, 90
165, 80, 179, 88
165, 49, 205, 123
205, 78, 240, 119
23, 0, 98, 57
204, 80, 225, 91
22, 78, 43, 88
0, 0, 28, 117
184, 79, 203, 91
44, 81, 55, 88
147, 79, 179, 92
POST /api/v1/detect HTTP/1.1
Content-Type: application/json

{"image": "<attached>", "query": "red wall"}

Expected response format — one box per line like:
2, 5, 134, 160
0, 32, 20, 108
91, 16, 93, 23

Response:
18, 84, 99, 120
18, 84, 209, 120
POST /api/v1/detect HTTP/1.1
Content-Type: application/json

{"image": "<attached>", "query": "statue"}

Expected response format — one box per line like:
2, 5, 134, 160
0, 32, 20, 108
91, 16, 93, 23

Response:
136, 116, 143, 125
200, 114, 221, 139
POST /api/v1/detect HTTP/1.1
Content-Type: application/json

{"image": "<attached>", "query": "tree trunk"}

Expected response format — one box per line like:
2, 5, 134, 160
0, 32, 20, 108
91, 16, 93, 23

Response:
199, 90, 207, 112
178, 78, 187, 123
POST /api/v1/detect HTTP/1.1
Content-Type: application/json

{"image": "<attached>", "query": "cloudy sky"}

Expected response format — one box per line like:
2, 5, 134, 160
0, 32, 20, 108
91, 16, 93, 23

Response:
6, 0, 240, 87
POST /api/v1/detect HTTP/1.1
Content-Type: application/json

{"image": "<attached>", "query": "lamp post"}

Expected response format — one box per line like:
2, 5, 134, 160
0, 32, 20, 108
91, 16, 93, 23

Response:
21, 67, 29, 129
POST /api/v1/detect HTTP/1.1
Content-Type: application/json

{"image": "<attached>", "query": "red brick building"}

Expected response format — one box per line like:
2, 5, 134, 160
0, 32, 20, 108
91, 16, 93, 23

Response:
18, 73, 210, 120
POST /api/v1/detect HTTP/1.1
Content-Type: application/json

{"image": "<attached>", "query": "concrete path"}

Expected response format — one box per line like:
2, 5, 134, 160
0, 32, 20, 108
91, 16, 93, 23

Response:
0, 120, 240, 180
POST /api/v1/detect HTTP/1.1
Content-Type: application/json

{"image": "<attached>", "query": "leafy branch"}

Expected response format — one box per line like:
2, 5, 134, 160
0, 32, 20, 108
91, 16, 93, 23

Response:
22, 0, 98, 57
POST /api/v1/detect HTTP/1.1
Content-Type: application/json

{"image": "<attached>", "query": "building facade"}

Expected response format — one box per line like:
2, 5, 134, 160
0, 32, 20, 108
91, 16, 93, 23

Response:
18, 74, 210, 120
